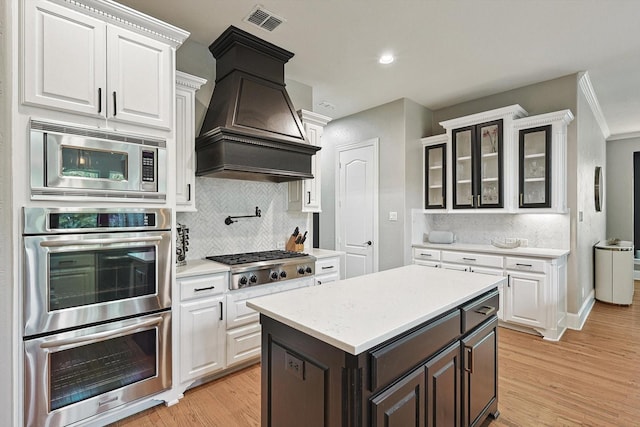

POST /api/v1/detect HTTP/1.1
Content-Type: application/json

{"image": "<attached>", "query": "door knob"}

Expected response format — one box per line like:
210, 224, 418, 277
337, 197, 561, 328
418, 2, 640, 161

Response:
364, 240, 372, 246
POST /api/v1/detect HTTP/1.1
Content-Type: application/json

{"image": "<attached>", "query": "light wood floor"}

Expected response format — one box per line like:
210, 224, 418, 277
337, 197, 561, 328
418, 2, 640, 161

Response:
111, 283, 640, 427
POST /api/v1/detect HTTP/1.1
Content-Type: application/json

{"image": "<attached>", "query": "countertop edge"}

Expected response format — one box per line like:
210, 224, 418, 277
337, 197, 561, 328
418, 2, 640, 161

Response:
413, 243, 569, 258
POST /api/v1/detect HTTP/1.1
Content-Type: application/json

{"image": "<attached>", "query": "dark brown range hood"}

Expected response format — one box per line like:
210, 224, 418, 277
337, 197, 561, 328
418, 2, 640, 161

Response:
196, 25, 320, 182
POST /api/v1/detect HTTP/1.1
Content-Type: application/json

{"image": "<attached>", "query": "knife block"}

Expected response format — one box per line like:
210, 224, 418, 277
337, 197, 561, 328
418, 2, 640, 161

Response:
285, 235, 298, 252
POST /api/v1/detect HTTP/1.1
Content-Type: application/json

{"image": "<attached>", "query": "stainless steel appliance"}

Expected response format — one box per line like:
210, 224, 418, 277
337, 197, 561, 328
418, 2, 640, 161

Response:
23, 207, 172, 336
30, 120, 167, 200
206, 250, 316, 290
22, 207, 172, 427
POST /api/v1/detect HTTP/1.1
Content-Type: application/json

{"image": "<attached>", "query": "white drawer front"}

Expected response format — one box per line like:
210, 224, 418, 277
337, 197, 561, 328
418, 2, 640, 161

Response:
316, 256, 340, 275
180, 273, 227, 301
414, 260, 441, 269
413, 248, 441, 261
505, 256, 547, 274
315, 271, 340, 285
226, 323, 261, 367
441, 251, 504, 268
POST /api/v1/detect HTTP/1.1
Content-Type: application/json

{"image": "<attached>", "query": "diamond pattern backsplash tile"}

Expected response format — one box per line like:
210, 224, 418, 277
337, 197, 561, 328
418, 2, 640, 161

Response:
177, 177, 311, 260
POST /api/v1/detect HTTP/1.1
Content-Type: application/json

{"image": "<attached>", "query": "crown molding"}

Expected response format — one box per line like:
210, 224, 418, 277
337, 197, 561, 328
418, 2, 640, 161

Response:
607, 131, 640, 142
439, 104, 528, 130
513, 109, 574, 129
578, 71, 610, 139
297, 109, 332, 126
421, 134, 448, 145
176, 71, 207, 90
50, 0, 190, 47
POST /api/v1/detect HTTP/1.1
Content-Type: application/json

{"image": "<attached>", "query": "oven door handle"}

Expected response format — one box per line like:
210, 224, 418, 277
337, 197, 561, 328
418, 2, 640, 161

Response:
39, 316, 164, 350
39, 235, 163, 247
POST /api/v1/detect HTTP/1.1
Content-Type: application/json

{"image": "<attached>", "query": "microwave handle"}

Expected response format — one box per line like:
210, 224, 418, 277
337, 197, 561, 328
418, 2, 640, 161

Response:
40, 316, 164, 350
39, 235, 163, 247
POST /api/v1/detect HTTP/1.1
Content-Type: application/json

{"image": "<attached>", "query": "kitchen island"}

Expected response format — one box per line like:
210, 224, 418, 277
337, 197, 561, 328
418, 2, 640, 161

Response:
247, 264, 504, 427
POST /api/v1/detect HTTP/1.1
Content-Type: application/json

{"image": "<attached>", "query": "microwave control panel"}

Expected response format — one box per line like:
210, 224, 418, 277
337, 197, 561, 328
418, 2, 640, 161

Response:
142, 150, 156, 182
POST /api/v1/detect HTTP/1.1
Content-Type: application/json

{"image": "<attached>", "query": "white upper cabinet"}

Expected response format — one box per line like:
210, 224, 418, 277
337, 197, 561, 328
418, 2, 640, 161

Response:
22, 0, 187, 131
288, 110, 331, 213
175, 71, 207, 211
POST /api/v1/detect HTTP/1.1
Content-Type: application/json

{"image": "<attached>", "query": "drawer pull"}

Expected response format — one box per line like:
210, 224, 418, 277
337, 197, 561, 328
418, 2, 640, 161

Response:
462, 257, 477, 262
194, 286, 215, 292
515, 263, 533, 268
474, 305, 496, 316
322, 266, 334, 269
419, 253, 432, 257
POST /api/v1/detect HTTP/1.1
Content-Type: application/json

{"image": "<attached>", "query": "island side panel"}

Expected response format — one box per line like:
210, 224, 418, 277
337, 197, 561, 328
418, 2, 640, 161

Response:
260, 314, 368, 427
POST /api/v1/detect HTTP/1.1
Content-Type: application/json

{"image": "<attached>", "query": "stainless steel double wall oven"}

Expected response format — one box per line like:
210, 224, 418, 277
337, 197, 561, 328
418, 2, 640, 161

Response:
22, 207, 173, 427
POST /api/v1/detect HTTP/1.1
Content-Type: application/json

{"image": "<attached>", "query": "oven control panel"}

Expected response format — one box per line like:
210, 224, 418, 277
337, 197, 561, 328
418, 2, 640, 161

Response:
231, 262, 316, 290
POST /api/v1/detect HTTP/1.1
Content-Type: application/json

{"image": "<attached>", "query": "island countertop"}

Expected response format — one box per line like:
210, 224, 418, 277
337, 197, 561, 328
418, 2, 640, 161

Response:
247, 264, 504, 354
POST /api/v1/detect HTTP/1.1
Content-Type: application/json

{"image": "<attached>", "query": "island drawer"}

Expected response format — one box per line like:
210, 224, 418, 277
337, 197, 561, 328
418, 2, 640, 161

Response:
369, 310, 460, 391
505, 256, 546, 273
461, 289, 500, 333
441, 251, 504, 268
413, 248, 441, 261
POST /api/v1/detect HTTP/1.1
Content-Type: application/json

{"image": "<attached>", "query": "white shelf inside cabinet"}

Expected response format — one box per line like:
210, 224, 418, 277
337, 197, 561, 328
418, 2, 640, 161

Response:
481, 152, 499, 159
176, 71, 207, 212
513, 109, 574, 213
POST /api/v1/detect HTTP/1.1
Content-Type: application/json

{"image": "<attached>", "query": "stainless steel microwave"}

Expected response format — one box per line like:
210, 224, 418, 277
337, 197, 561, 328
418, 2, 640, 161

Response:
30, 120, 166, 201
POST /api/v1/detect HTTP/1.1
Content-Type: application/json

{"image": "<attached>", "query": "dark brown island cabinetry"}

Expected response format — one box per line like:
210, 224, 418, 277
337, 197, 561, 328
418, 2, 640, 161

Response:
260, 289, 499, 427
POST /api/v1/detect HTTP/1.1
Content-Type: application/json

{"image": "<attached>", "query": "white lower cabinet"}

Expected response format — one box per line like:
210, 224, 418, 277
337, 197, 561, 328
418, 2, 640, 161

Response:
314, 256, 341, 285
178, 273, 227, 386
413, 247, 567, 340
226, 323, 262, 367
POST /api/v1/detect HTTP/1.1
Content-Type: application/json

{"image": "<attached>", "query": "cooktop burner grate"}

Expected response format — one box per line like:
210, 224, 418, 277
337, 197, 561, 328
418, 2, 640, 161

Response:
206, 250, 308, 265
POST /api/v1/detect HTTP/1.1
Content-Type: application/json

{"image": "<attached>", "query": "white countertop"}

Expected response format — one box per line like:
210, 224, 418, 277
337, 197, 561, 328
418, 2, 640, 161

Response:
247, 264, 504, 355
413, 242, 569, 258
306, 248, 345, 259
176, 259, 229, 278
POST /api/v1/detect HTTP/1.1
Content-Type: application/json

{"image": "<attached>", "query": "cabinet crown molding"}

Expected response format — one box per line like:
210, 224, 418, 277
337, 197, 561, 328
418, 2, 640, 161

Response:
439, 104, 528, 130
52, 0, 190, 46
421, 134, 448, 146
176, 71, 207, 91
297, 109, 332, 127
513, 109, 574, 129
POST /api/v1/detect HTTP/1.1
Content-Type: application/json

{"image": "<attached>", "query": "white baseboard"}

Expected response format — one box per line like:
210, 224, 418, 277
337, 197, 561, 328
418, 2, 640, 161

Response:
565, 290, 595, 330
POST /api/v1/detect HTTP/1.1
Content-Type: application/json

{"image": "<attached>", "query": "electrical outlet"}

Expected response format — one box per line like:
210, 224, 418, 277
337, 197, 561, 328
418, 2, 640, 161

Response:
389, 211, 398, 221
285, 352, 304, 380
505, 237, 516, 244
276, 241, 285, 249
518, 238, 528, 247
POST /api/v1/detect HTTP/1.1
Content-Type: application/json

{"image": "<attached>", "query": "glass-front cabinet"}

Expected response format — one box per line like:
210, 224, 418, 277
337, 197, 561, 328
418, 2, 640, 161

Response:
422, 135, 447, 210
452, 120, 503, 209
519, 125, 551, 208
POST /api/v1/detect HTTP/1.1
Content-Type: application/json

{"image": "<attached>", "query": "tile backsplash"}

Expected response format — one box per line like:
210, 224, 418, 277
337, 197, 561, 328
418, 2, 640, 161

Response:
412, 209, 570, 249
177, 177, 311, 260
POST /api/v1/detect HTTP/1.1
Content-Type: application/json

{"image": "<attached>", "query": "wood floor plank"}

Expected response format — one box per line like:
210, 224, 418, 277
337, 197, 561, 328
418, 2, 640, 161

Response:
111, 283, 640, 426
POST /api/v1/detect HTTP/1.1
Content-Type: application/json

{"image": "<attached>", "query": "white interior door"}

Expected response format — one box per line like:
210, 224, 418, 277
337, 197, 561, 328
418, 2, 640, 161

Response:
336, 139, 378, 278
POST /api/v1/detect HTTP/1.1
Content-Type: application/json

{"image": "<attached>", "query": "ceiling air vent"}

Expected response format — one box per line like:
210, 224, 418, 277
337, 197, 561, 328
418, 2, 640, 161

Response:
244, 5, 285, 32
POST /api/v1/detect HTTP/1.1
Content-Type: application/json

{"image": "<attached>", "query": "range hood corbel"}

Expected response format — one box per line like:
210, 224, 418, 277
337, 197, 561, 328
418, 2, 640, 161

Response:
195, 25, 320, 183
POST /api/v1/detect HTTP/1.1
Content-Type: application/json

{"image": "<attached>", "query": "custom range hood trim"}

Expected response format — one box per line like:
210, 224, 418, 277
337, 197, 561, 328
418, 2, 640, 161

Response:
196, 25, 320, 183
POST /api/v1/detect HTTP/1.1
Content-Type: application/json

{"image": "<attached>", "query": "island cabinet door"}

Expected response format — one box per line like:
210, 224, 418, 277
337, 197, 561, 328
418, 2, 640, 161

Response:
425, 341, 461, 427
371, 366, 426, 427
461, 318, 498, 427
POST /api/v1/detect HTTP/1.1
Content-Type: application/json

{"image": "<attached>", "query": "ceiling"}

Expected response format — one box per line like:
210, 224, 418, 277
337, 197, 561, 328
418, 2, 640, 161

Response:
118, 0, 640, 138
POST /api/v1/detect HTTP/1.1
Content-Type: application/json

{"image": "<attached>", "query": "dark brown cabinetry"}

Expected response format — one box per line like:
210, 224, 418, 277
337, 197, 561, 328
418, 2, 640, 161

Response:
260, 288, 499, 427
452, 120, 503, 209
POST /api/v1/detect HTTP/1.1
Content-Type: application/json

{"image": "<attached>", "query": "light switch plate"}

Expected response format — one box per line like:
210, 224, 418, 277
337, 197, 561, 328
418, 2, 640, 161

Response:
389, 211, 398, 221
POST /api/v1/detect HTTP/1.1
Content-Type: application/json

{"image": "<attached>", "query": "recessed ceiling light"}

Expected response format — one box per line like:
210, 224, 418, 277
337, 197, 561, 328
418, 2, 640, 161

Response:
379, 54, 394, 65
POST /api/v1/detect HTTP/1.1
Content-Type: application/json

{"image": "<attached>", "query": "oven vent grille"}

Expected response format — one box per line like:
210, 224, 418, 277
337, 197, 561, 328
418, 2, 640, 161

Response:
244, 5, 284, 32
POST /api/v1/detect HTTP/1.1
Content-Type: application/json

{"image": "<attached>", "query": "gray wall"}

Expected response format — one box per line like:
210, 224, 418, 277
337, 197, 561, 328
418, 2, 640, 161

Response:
606, 136, 640, 240
573, 86, 607, 310
320, 98, 431, 271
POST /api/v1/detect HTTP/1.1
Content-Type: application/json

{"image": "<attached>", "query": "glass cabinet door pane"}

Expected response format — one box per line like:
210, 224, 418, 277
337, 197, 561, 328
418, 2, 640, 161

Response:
425, 144, 445, 208
453, 129, 473, 207
519, 125, 551, 207
478, 122, 501, 207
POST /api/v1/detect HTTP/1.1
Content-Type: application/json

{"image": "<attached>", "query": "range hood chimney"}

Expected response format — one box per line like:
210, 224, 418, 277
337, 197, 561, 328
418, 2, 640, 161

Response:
196, 25, 320, 182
